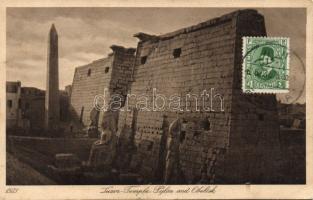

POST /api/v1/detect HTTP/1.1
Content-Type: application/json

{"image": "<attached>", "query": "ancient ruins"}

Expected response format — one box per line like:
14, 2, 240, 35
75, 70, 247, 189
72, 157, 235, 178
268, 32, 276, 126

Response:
70, 45, 136, 134
114, 9, 280, 183
7, 9, 289, 184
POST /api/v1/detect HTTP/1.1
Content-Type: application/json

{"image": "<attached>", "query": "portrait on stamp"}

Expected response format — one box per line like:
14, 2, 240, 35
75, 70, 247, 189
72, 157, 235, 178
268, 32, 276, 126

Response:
242, 37, 289, 93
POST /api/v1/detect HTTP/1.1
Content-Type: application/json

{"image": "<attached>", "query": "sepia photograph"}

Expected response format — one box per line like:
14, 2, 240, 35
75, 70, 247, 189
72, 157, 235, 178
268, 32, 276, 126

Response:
5, 7, 307, 185
1, 1, 312, 199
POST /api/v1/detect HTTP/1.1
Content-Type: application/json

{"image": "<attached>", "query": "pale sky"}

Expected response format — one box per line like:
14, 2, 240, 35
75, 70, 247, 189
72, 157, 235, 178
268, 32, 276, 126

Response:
6, 8, 306, 103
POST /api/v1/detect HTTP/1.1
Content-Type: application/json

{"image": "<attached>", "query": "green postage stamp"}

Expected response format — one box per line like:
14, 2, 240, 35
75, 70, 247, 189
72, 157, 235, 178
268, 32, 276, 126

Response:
242, 37, 289, 93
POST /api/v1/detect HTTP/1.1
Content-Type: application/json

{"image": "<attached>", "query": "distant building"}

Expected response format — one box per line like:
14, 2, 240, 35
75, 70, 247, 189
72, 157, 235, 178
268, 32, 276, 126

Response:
6, 81, 70, 134
65, 85, 72, 97
6, 82, 45, 131
6, 81, 21, 129
278, 102, 306, 128
278, 103, 305, 118
20, 87, 45, 131
60, 90, 70, 122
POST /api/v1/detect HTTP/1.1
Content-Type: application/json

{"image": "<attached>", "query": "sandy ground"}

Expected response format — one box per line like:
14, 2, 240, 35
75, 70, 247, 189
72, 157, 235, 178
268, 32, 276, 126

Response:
6, 153, 55, 185
6, 130, 305, 184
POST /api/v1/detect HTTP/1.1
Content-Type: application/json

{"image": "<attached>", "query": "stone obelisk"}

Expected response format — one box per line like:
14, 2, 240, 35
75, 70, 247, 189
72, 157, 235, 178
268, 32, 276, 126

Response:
45, 24, 60, 131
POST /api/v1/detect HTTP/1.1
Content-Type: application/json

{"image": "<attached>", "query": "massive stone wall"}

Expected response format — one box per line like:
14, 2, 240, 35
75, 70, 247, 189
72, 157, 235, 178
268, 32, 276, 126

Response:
117, 9, 280, 183
71, 56, 113, 126
70, 46, 135, 128
217, 10, 281, 183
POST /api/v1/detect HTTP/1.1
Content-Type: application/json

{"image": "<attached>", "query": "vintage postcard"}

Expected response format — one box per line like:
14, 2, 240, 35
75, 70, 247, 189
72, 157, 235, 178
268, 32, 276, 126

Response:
0, 0, 312, 199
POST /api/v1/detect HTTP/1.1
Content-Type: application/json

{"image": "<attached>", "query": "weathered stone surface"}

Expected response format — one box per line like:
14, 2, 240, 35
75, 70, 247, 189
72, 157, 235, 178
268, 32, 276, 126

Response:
45, 24, 60, 131
70, 46, 135, 129
117, 9, 281, 183
87, 130, 117, 170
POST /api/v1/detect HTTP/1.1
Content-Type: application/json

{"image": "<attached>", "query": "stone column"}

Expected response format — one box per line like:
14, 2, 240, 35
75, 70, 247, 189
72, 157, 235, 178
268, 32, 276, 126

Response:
45, 24, 60, 131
